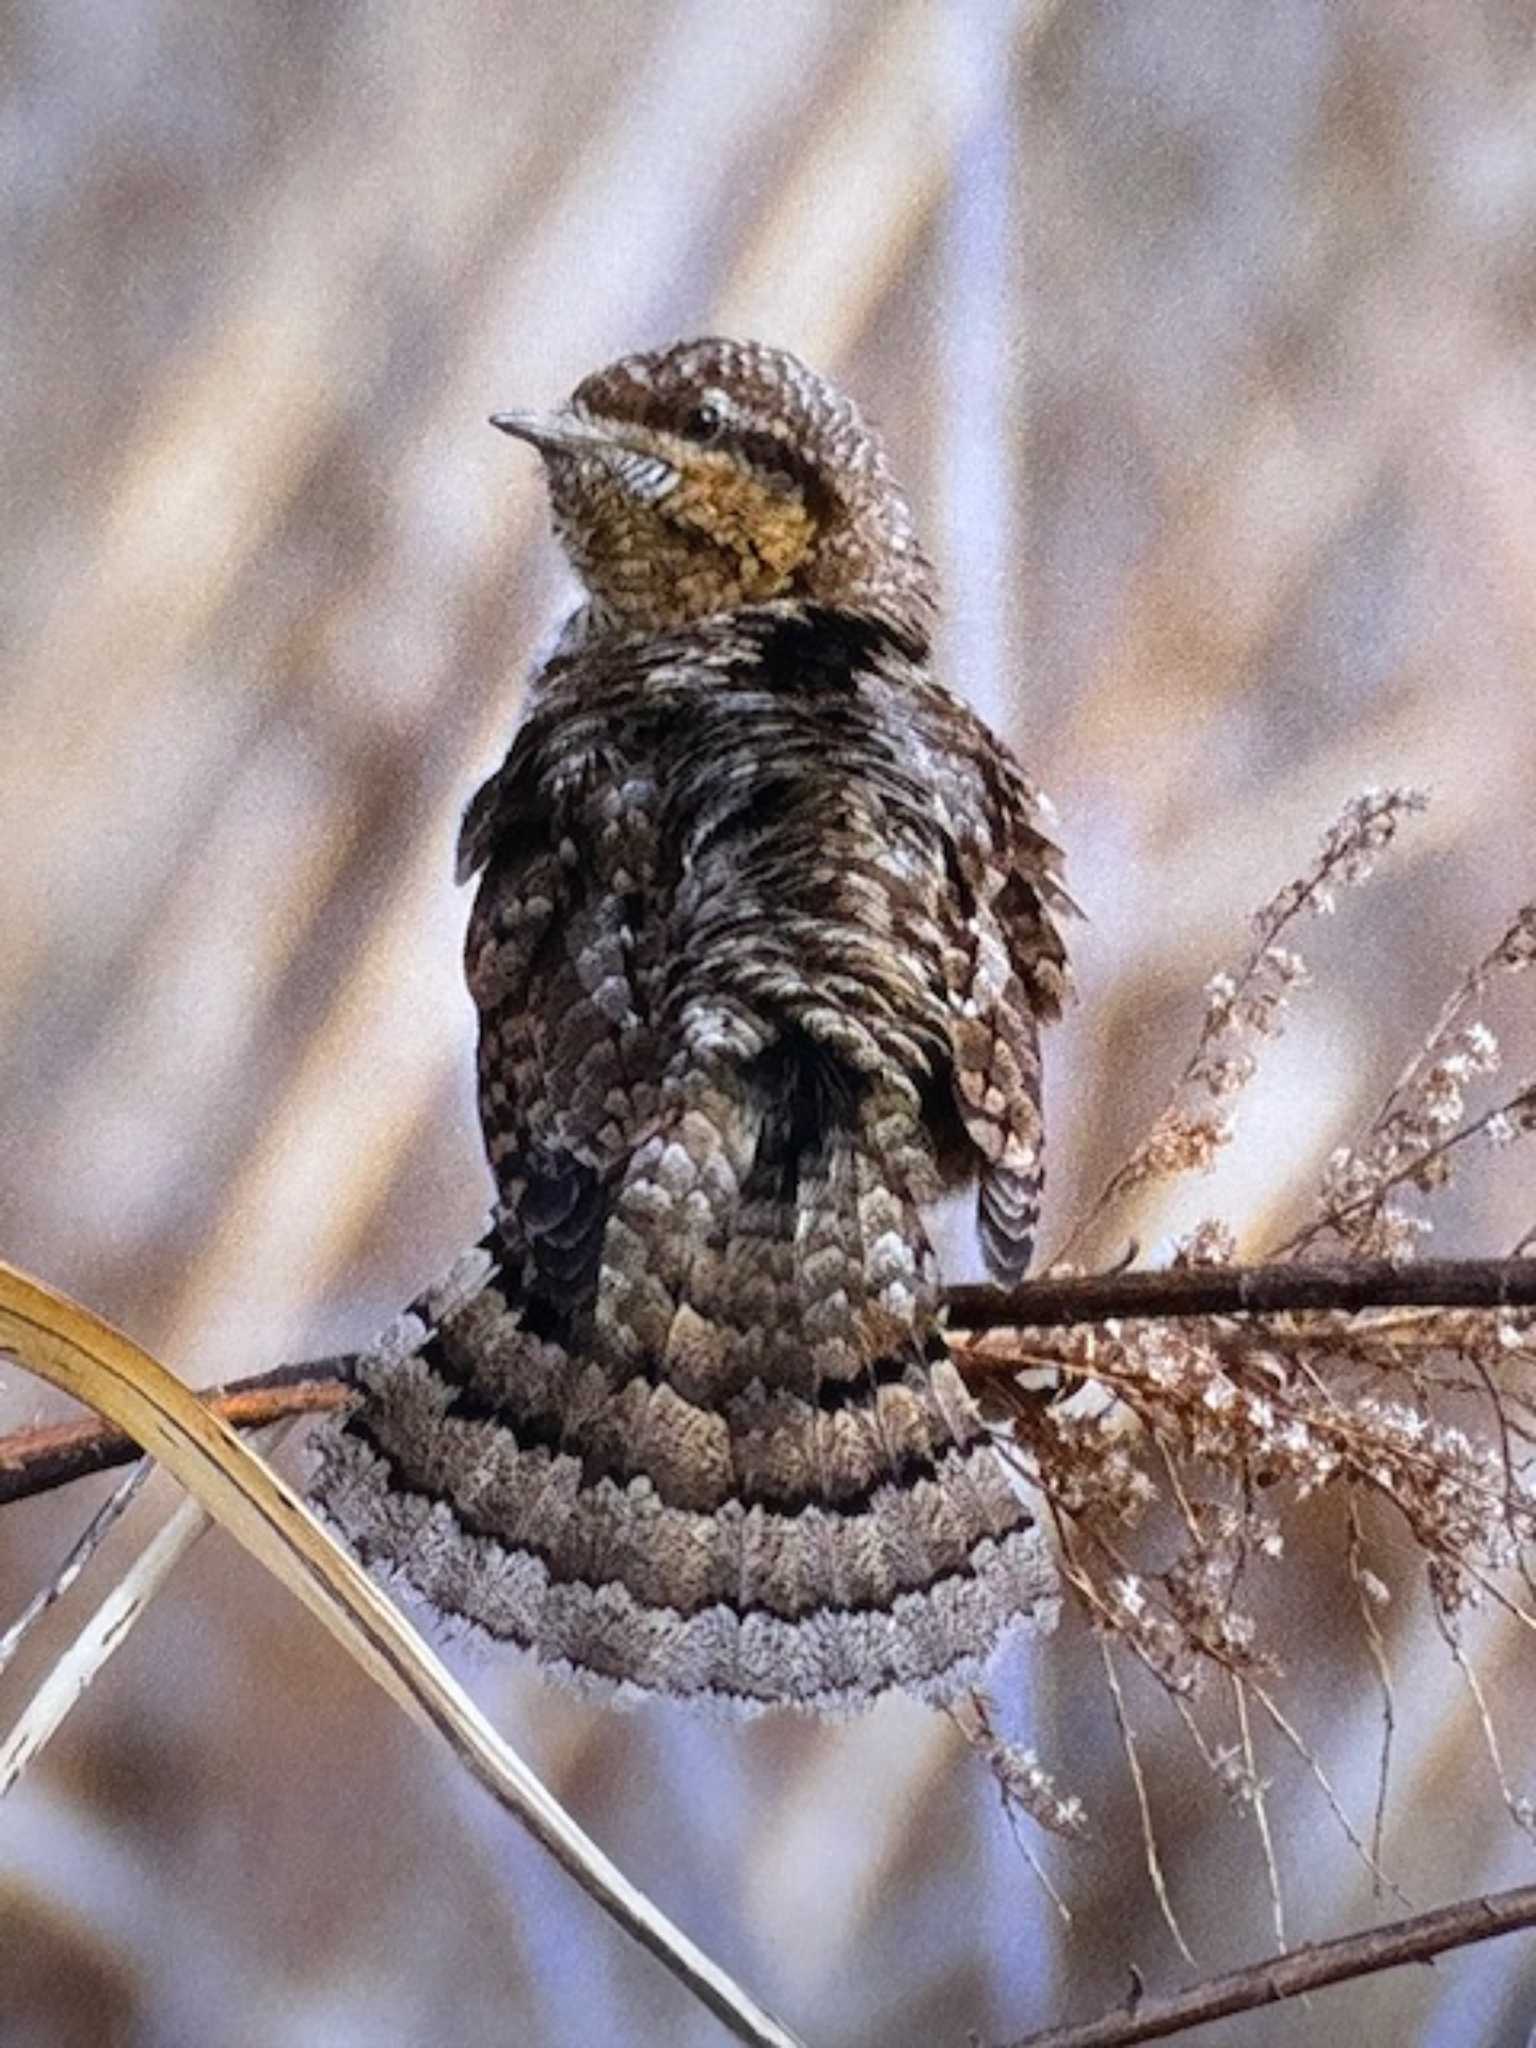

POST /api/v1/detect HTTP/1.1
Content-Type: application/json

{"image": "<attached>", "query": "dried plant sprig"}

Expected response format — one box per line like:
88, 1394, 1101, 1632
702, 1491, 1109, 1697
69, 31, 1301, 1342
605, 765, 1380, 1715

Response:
987, 1275, 1536, 1926
1011, 1308, 1536, 1646
947, 1691, 1080, 1925
1288, 1080, 1536, 1261
1251, 787, 1430, 939
1377, 907, 1536, 1130
950, 1690, 1089, 1840
1053, 788, 1427, 1262
1284, 902, 1536, 1259
988, 836, 1536, 1903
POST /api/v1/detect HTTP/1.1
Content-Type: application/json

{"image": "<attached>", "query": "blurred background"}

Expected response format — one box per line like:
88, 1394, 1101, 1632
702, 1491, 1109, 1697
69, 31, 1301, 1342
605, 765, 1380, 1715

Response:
5, 2, 1536, 2042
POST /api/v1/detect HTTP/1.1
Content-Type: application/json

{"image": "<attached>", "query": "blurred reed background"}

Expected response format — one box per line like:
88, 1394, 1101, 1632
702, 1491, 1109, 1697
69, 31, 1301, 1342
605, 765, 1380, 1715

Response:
4, 2, 1536, 2043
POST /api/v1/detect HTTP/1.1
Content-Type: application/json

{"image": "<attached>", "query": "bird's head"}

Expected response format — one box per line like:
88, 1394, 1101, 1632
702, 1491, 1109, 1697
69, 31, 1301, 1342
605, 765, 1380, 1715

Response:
491, 337, 934, 637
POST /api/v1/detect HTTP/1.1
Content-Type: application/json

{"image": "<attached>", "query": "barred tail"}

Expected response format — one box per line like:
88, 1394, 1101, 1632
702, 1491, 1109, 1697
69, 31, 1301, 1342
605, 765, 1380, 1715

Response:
310, 1080, 1056, 1712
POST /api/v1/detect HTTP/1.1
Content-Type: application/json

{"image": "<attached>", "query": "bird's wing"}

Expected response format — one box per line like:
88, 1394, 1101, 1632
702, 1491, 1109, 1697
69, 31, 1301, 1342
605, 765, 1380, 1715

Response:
924, 693, 1072, 1283
458, 710, 662, 1325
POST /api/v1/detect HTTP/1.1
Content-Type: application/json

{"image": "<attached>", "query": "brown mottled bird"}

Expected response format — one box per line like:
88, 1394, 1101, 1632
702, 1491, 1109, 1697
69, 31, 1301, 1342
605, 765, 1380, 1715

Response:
312, 338, 1071, 1711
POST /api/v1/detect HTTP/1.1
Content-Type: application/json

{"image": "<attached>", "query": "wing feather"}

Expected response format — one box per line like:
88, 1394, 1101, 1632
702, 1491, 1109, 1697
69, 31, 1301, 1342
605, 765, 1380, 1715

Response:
918, 691, 1072, 1283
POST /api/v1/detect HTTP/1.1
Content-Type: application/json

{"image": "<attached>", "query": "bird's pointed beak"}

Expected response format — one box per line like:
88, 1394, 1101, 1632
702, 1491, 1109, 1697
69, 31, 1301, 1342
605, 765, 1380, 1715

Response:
488, 409, 613, 458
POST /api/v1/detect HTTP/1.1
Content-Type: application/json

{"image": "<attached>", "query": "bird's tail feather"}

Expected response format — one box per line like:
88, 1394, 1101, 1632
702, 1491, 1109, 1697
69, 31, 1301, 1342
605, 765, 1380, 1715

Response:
311, 1084, 1056, 1712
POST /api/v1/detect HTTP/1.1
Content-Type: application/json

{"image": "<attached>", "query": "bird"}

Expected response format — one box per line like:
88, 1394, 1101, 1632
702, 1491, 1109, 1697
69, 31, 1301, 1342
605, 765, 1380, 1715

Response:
310, 336, 1071, 1713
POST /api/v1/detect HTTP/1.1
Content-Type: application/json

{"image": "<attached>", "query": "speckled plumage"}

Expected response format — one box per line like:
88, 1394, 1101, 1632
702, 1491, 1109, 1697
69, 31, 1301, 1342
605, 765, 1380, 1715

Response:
311, 338, 1070, 1711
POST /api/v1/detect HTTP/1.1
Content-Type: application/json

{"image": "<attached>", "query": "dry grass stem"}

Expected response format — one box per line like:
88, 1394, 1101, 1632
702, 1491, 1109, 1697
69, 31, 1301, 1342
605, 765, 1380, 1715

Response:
1345, 1497, 1396, 1883
1051, 789, 1429, 1264
1100, 1639, 1195, 1969
1230, 1676, 1285, 1954
0, 1491, 211, 1798
0, 1459, 149, 1679
0, 1259, 808, 2048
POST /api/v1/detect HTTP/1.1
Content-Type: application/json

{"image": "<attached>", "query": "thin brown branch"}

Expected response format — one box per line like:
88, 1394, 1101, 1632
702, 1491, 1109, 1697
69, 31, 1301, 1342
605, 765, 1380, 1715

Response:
3, 1256, 1535, 1511
947, 1255, 1536, 1339
0, 1362, 356, 1506
996, 1881, 1536, 2048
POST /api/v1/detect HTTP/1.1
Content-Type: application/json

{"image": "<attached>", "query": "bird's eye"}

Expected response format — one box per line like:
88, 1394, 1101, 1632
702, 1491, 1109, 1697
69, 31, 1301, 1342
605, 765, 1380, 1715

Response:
684, 398, 727, 444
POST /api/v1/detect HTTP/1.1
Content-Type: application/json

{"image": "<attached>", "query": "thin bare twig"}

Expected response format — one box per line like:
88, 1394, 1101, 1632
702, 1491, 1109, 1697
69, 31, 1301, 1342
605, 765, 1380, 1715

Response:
1048, 787, 1428, 1265
946, 1257, 1536, 1335
1099, 1638, 1195, 1968
0, 1365, 356, 1505
1345, 1498, 1395, 1884
4, 1259, 1536, 1510
994, 1882, 1536, 2048
1231, 1676, 1285, 1955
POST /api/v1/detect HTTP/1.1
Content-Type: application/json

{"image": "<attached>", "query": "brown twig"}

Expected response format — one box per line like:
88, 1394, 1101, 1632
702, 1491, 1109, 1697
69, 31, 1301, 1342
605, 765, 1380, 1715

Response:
0, 1361, 356, 1506
4, 1259, 1536, 1510
946, 1255, 1536, 1337
994, 1882, 1536, 2048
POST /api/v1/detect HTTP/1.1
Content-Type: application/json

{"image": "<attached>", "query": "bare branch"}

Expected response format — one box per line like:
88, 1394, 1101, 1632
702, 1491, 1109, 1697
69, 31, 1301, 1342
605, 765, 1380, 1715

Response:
4, 1260, 1536, 1510
0, 1363, 356, 1506
995, 1882, 1536, 2048
947, 1256, 1536, 1338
